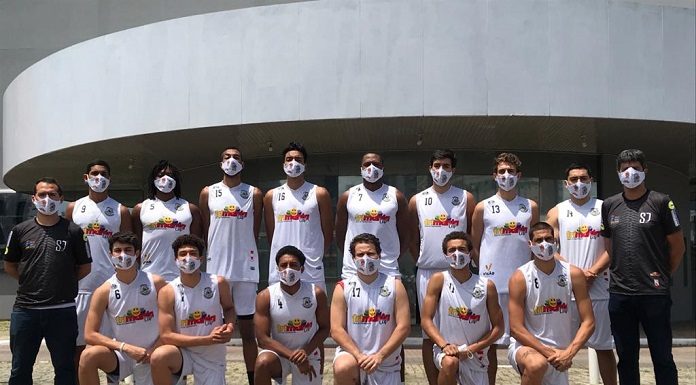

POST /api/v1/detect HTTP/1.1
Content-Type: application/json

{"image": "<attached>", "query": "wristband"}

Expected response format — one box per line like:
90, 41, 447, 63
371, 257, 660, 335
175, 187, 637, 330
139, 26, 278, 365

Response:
119, 342, 126, 353
457, 344, 474, 359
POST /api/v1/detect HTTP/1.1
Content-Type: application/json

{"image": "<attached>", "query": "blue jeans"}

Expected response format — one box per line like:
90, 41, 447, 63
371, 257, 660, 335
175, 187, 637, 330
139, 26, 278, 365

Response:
608, 293, 678, 385
9, 306, 78, 385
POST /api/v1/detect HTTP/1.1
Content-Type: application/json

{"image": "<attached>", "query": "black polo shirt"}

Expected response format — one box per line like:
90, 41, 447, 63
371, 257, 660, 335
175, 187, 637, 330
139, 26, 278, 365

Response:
4, 217, 91, 308
601, 190, 681, 295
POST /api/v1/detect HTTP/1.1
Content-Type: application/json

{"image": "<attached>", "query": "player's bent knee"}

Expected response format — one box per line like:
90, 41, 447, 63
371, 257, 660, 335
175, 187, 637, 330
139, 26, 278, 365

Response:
333, 354, 359, 377
518, 349, 548, 377
255, 352, 280, 371
79, 345, 113, 369
440, 355, 459, 374
150, 345, 181, 371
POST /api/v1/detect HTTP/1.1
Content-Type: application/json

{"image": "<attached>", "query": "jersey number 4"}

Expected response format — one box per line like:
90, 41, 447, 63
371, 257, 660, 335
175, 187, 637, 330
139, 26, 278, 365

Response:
277, 299, 283, 309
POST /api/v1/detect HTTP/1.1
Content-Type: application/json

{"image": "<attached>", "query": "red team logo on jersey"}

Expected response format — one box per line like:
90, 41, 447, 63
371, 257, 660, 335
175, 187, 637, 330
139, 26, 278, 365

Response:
146, 217, 187, 231
214, 204, 248, 219
276, 319, 314, 333
424, 214, 460, 228
181, 311, 217, 327
447, 306, 481, 323
83, 222, 114, 238
492, 221, 528, 236
354, 209, 391, 224
565, 225, 600, 240
277, 208, 310, 222
115, 307, 155, 325
352, 308, 391, 324
533, 298, 568, 315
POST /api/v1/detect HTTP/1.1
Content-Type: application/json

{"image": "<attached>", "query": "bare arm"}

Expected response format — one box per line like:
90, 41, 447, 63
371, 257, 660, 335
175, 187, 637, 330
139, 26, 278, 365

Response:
76, 263, 91, 280
467, 280, 504, 354
4, 262, 19, 280
546, 206, 559, 243
530, 199, 540, 226
131, 204, 143, 239
65, 202, 75, 222
330, 283, 362, 358
189, 204, 203, 238
198, 187, 210, 242
334, 192, 349, 254
395, 190, 409, 256
471, 202, 485, 266
317, 187, 334, 254
407, 196, 420, 263
465, 191, 476, 235
667, 231, 686, 274
420, 272, 445, 346
377, 279, 411, 359
508, 270, 555, 358
263, 190, 275, 247
218, 277, 236, 326
301, 286, 330, 354
252, 187, 263, 241
119, 205, 133, 232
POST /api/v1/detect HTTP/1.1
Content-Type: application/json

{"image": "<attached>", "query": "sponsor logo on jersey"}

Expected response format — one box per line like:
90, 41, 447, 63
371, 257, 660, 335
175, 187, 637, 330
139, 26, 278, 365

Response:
277, 208, 310, 223
145, 217, 187, 231
447, 305, 481, 323
565, 225, 601, 240
352, 308, 391, 324
83, 222, 114, 238
276, 318, 314, 333
424, 214, 460, 228
115, 307, 155, 325
354, 209, 391, 224
482, 263, 494, 277
492, 221, 528, 236
181, 311, 217, 327
214, 204, 249, 219
533, 298, 568, 315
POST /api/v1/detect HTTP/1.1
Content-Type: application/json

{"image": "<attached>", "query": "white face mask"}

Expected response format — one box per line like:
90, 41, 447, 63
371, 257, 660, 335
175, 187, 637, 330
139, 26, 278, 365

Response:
447, 250, 471, 270
496, 171, 518, 191
284, 160, 305, 178
154, 175, 176, 194
361, 164, 384, 183
618, 167, 645, 189
111, 252, 137, 270
221, 158, 243, 176
566, 180, 591, 199
176, 255, 201, 274
34, 196, 60, 215
430, 167, 453, 187
86, 175, 110, 193
279, 267, 301, 286
355, 254, 379, 275
530, 241, 556, 261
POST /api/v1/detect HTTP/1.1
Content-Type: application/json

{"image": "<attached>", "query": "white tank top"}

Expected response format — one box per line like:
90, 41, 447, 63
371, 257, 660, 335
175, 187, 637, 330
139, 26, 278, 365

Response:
478, 194, 533, 293
269, 182, 325, 284
206, 182, 259, 283
342, 184, 400, 278
515, 260, 573, 349
556, 199, 608, 300
106, 271, 159, 348
72, 196, 122, 292
341, 273, 401, 369
416, 186, 468, 269
437, 272, 491, 371
171, 273, 225, 360
140, 198, 192, 281
268, 281, 319, 349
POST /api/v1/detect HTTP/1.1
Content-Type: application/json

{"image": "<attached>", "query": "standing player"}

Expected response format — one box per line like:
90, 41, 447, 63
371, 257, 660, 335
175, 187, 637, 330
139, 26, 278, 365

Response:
254, 245, 330, 385
408, 149, 475, 385
336, 153, 408, 278
79, 231, 166, 385
602, 149, 684, 385
421, 231, 504, 385
66, 160, 132, 370
331, 233, 411, 385
200, 147, 262, 385
471, 152, 539, 385
507, 222, 594, 385
263, 142, 333, 289
150, 234, 236, 385
133, 160, 203, 282
546, 163, 616, 385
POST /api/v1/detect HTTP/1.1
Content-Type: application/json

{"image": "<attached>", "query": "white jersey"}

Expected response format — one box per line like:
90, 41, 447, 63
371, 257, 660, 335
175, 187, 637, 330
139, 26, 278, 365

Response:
437, 272, 491, 370
479, 194, 533, 293
556, 198, 608, 300
171, 273, 225, 361
341, 273, 401, 369
140, 197, 192, 281
71, 196, 122, 292
342, 184, 400, 278
206, 182, 259, 282
515, 260, 573, 349
269, 182, 325, 283
268, 281, 319, 350
416, 186, 468, 270
106, 271, 159, 349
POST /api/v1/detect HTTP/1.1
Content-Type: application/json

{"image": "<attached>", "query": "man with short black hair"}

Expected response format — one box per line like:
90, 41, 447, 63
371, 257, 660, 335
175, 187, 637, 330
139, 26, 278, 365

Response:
4, 177, 92, 385
602, 149, 685, 385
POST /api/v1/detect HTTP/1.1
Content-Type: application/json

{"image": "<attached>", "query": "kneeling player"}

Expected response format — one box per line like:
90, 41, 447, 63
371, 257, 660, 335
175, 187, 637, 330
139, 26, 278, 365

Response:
421, 231, 504, 385
150, 234, 236, 385
254, 245, 330, 384
78, 231, 166, 385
